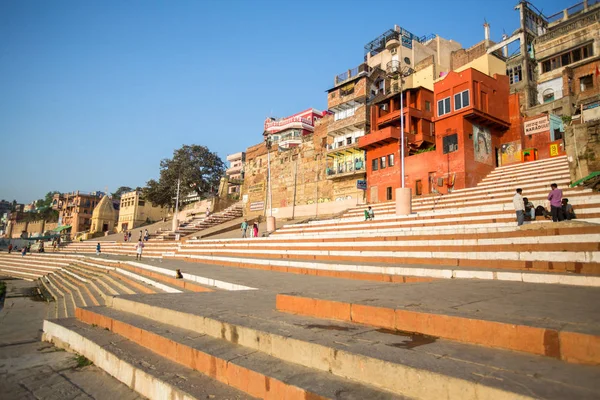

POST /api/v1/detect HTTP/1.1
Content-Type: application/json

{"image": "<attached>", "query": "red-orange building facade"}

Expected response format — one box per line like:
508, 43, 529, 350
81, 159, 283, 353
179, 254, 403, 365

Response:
359, 86, 434, 202
359, 67, 568, 202
357, 67, 570, 202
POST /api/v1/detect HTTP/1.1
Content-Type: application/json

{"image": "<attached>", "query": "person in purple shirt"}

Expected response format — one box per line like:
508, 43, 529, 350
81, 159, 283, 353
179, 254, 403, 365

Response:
547, 183, 564, 222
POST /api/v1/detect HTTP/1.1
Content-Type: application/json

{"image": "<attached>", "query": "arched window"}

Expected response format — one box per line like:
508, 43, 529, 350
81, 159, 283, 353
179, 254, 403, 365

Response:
542, 88, 554, 103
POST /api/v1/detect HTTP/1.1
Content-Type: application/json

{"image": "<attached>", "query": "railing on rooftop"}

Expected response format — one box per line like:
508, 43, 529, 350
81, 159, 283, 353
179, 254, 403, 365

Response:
545, 0, 598, 24
335, 63, 369, 86
364, 28, 436, 56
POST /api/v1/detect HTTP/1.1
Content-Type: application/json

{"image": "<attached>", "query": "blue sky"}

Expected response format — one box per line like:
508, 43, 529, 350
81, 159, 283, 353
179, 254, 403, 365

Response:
0, 0, 572, 203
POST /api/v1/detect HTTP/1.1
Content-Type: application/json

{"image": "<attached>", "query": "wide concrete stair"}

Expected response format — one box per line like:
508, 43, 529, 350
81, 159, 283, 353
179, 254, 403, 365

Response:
61, 240, 179, 257
0, 253, 217, 319
328, 156, 598, 222
42, 289, 600, 399
152, 201, 244, 241
168, 157, 600, 286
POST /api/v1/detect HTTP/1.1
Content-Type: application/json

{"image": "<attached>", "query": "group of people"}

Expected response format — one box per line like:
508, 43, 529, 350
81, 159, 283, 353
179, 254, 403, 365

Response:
240, 219, 260, 238
123, 229, 150, 242
96, 238, 145, 259
513, 183, 576, 226
7, 243, 29, 257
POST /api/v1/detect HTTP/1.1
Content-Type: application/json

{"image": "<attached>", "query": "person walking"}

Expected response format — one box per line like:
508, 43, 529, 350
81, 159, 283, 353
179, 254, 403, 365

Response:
144, 229, 149, 242
124, 231, 128, 242
135, 240, 144, 260
21, 245, 26, 257
547, 183, 564, 222
8, 243, 12, 254
138, 230, 143, 241
241, 219, 248, 238
128, 231, 132, 241
253, 222, 259, 238
96, 242, 101, 256
513, 188, 525, 227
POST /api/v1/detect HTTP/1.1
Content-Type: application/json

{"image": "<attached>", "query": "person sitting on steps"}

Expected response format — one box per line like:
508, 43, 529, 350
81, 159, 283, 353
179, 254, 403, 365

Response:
562, 198, 576, 220
364, 206, 374, 221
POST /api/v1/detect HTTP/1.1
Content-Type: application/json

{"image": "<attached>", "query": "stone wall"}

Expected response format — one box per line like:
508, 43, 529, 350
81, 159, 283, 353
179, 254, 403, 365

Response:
451, 42, 488, 71
27, 220, 44, 236
242, 118, 346, 218
565, 120, 600, 182
11, 221, 27, 238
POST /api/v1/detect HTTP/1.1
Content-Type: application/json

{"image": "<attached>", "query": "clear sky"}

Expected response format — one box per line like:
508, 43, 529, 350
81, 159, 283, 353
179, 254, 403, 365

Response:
0, 0, 572, 203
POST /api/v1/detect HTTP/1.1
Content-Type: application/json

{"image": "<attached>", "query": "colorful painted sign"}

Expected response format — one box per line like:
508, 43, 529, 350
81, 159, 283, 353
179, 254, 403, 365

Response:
549, 143, 560, 157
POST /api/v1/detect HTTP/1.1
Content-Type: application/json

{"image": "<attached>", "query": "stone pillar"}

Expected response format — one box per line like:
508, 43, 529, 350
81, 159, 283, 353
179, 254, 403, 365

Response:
395, 188, 412, 215
266, 216, 276, 233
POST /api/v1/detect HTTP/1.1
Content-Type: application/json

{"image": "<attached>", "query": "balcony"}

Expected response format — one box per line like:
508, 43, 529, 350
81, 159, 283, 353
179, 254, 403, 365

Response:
326, 161, 366, 180
226, 152, 245, 162
328, 105, 367, 135
226, 164, 243, 175
265, 116, 314, 134
358, 126, 400, 150
326, 139, 363, 156
334, 63, 369, 86
464, 109, 510, 131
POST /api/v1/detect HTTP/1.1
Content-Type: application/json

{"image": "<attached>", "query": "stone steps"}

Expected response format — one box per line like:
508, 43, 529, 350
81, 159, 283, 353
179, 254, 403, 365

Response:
329, 187, 592, 221
44, 291, 600, 400
276, 292, 600, 365
42, 318, 254, 400
71, 305, 406, 399
272, 208, 600, 237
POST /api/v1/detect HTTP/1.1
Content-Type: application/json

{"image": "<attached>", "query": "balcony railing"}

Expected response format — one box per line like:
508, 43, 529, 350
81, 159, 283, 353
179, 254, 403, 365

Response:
326, 161, 366, 179
358, 126, 400, 149
326, 138, 361, 153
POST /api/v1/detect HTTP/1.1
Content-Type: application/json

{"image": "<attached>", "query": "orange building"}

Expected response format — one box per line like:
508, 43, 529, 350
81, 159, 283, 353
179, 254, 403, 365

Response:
426, 68, 511, 191
359, 86, 434, 202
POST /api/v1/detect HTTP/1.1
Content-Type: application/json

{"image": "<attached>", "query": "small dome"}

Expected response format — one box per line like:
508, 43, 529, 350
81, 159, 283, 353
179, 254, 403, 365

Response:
92, 195, 116, 220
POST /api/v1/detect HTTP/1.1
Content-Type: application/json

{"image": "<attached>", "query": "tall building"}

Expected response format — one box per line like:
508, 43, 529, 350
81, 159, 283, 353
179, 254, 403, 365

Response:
325, 63, 382, 201
529, 0, 600, 181
484, 1, 548, 110
52, 191, 104, 235
358, 26, 462, 202
226, 152, 245, 197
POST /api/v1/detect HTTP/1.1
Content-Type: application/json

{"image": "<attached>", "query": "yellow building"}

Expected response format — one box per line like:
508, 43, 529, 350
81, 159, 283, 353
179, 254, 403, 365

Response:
117, 191, 167, 232
90, 195, 118, 235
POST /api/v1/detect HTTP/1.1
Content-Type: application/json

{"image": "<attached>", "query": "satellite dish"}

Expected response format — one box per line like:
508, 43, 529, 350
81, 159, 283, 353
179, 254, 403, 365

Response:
404, 57, 411, 65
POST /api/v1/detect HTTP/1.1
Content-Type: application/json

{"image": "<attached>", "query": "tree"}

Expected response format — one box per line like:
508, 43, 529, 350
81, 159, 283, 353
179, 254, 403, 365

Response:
111, 186, 133, 199
144, 145, 225, 208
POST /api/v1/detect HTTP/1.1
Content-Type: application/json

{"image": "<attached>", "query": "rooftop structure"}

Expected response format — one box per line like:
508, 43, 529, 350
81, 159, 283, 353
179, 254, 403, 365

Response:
263, 108, 325, 150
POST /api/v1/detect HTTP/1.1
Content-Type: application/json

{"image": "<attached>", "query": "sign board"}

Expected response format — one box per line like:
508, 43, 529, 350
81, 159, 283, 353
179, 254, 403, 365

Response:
248, 183, 264, 194
549, 143, 560, 157
356, 180, 367, 190
249, 201, 264, 212
524, 116, 549, 135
